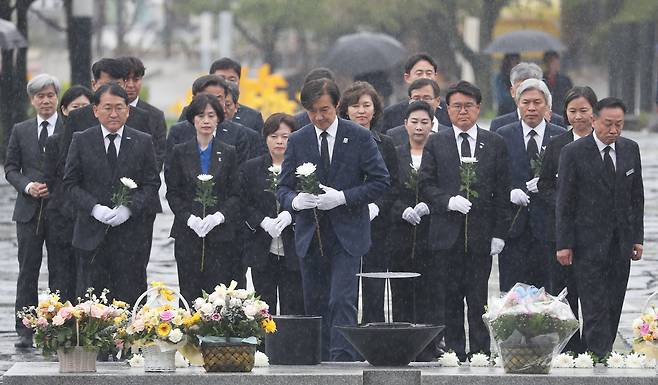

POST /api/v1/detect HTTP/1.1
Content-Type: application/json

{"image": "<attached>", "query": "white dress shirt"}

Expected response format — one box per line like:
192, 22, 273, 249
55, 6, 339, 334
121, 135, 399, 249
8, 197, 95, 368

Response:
36, 112, 58, 138
129, 97, 139, 107
593, 132, 616, 169
431, 117, 439, 133
101, 125, 125, 155
411, 154, 422, 169
314, 117, 338, 163
453, 125, 478, 158
521, 119, 546, 151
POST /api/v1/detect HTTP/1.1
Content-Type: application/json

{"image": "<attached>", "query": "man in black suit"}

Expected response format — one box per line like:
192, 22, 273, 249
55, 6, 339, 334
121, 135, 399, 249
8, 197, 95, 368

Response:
5, 74, 64, 348
556, 97, 643, 357
387, 78, 451, 146
490, 62, 565, 132
420, 81, 510, 361
63, 83, 160, 307
497, 79, 566, 292
210, 57, 264, 132
380, 53, 451, 133
294, 68, 336, 129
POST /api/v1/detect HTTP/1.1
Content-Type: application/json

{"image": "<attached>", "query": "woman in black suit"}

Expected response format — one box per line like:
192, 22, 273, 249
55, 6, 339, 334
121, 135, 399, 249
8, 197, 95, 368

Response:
165, 93, 241, 301
239, 113, 304, 314
43, 85, 93, 302
338, 81, 399, 324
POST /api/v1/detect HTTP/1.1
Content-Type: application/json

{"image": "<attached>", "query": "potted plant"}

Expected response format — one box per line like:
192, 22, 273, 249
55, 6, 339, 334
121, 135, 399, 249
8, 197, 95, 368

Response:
18, 289, 129, 373
122, 284, 197, 372
188, 280, 276, 372
483, 283, 579, 374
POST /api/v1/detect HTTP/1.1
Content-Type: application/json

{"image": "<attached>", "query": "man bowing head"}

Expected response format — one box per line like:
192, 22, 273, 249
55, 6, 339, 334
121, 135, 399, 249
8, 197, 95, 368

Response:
277, 79, 390, 361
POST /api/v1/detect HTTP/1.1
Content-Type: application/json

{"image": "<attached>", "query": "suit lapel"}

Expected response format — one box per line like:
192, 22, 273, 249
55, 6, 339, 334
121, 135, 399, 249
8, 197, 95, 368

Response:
116, 128, 134, 177
473, 127, 487, 159
399, 143, 412, 182
614, 139, 627, 190
328, 120, 348, 182
184, 140, 202, 179
209, 138, 223, 181
91, 126, 112, 181
512, 122, 531, 169
54, 116, 64, 135
585, 135, 612, 191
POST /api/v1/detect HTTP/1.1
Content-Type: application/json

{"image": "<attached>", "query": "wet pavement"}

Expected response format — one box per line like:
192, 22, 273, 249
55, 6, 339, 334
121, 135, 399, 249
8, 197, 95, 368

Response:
0, 130, 656, 374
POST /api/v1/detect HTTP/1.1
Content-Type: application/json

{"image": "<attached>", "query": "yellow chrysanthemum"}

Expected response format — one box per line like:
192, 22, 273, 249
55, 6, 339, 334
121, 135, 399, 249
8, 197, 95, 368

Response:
262, 319, 277, 333
157, 322, 172, 337
112, 299, 128, 308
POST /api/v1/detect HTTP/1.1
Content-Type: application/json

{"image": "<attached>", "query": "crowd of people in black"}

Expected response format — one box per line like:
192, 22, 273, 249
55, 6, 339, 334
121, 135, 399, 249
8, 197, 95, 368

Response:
5, 52, 643, 363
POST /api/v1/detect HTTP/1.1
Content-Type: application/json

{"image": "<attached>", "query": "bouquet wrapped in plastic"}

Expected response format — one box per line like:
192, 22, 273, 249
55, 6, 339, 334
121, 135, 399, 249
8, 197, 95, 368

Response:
483, 283, 579, 374
632, 290, 658, 366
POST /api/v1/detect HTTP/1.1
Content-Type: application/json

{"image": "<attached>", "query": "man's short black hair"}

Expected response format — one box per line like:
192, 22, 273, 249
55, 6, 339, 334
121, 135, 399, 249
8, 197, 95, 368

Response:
93, 82, 129, 105
445, 81, 482, 105
404, 100, 433, 121
594, 97, 627, 116
408, 78, 440, 98
185, 93, 225, 125
404, 53, 438, 74
303, 67, 335, 84
91, 58, 129, 81
120, 56, 146, 77
209, 57, 242, 78
300, 79, 340, 110
192, 75, 229, 96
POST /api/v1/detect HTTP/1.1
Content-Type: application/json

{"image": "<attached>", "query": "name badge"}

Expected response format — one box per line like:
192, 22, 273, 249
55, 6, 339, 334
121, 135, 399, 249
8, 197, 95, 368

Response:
626, 168, 635, 176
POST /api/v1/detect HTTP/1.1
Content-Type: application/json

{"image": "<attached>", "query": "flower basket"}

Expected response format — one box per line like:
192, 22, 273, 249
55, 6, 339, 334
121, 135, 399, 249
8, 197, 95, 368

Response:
499, 341, 554, 374
129, 285, 192, 373
57, 346, 98, 373
632, 290, 658, 374
200, 340, 256, 372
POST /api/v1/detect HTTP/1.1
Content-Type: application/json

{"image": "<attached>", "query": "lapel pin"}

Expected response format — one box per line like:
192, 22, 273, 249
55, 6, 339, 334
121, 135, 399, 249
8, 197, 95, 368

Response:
222, 128, 228, 132
126, 136, 131, 140
343, 138, 349, 144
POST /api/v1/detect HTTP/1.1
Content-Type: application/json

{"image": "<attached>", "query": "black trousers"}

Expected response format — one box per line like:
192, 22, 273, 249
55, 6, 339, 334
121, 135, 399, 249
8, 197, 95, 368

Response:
574, 234, 630, 357
44, 210, 77, 303
15, 215, 46, 336
76, 218, 147, 308
498, 225, 552, 292
251, 253, 304, 315
174, 236, 236, 303
441, 229, 492, 359
550, 252, 584, 354
137, 213, 157, 280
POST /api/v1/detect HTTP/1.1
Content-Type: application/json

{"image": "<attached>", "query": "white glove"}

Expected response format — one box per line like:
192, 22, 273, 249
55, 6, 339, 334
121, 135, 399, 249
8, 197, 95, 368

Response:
260, 216, 279, 238
199, 212, 225, 237
510, 189, 530, 206
317, 184, 346, 210
368, 203, 379, 221
273, 211, 292, 234
414, 202, 430, 217
91, 204, 115, 225
292, 192, 317, 211
490, 237, 505, 255
187, 215, 204, 237
402, 207, 421, 225
526, 177, 539, 193
447, 196, 472, 215
106, 205, 131, 227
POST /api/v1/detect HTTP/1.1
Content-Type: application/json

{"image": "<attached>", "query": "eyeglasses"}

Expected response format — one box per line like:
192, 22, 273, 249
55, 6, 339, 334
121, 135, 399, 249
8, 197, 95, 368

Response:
449, 103, 477, 112
100, 105, 127, 114
410, 96, 436, 103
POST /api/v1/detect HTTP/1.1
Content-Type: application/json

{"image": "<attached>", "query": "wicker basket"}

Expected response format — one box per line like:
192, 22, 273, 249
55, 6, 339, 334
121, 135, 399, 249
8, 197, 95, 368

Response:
499, 343, 555, 374
200, 342, 256, 372
142, 344, 176, 372
57, 346, 98, 373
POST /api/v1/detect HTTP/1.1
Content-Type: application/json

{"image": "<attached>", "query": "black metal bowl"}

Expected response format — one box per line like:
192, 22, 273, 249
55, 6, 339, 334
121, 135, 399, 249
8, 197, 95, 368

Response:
337, 322, 444, 366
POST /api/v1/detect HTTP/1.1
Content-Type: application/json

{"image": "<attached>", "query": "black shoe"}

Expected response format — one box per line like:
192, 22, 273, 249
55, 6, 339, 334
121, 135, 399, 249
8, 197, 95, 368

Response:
14, 335, 33, 348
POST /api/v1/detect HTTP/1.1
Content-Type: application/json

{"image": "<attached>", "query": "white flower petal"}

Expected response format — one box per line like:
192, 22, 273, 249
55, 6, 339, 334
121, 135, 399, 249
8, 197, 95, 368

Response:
438, 352, 460, 367
120, 177, 138, 189
197, 174, 213, 182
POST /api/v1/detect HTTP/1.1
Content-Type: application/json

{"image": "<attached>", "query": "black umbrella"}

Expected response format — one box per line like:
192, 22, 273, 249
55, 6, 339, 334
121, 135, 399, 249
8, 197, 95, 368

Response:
483, 29, 565, 54
323, 32, 408, 76
0, 19, 27, 49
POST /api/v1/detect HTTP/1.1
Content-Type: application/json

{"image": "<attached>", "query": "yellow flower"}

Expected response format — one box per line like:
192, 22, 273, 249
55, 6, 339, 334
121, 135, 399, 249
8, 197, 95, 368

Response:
157, 322, 172, 337
114, 316, 125, 326
172, 315, 184, 326
643, 333, 654, 341
262, 319, 277, 333
113, 299, 128, 308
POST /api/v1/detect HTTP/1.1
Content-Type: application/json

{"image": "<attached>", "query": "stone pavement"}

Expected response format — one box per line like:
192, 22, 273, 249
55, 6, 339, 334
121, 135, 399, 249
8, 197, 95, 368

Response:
0, 130, 656, 375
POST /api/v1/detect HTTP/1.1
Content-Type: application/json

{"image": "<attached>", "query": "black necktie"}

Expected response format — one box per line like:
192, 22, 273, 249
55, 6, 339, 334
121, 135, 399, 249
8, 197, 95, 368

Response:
107, 133, 118, 172
320, 131, 330, 181
38, 121, 49, 153
527, 129, 538, 162
603, 146, 615, 185
460, 132, 471, 158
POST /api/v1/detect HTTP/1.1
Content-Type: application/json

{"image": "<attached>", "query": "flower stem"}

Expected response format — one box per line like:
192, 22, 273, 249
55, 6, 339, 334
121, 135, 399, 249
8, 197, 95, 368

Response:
465, 192, 469, 253
510, 206, 523, 232
313, 208, 324, 258
35, 199, 44, 236
90, 225, 110, 264
201, 206, 206, 272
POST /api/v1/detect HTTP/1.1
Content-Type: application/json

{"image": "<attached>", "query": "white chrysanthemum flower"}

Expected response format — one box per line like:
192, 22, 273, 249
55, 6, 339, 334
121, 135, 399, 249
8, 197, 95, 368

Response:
606, 352, 626, 368
460, 157, 478, 164
175, 351, 189, 367
268, 165, 281, 175
128, 354, 144, 367
552, 353, 575, 368
469, 353, 490, 367
625, 352, 646, 368
120, 177, 138, 189
197, 174, 213, 182
438, 352, 460, 367
574, 353, 594, 368
295, 162, 316, 177
254, 351, 270, 367
168, 328, 183, 343
409, 162, 419, 172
